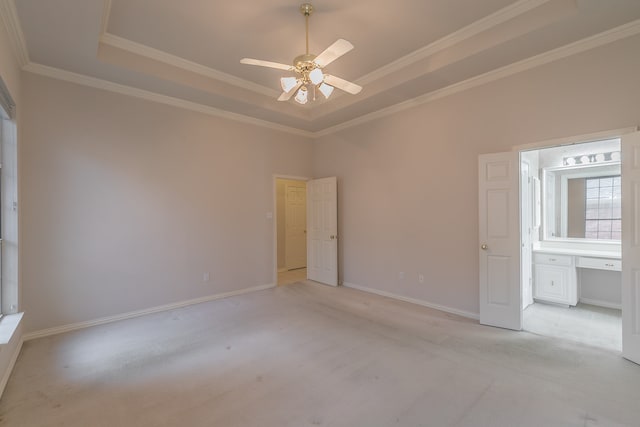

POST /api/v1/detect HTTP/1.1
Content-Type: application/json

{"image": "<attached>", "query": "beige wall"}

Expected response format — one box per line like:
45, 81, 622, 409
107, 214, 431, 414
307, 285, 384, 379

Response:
313, 35, 640, 316
567, 178, 586, 238
20, 73, 313, 333
16, 32, 640, 331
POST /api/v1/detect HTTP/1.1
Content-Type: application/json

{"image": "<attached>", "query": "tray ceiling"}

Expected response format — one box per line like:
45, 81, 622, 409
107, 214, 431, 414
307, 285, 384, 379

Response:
9, 0, 640, 135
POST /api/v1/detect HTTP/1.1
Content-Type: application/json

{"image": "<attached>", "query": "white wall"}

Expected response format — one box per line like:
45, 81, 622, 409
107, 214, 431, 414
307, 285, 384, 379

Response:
20, 73, 313, 333
313, 35, 640, 316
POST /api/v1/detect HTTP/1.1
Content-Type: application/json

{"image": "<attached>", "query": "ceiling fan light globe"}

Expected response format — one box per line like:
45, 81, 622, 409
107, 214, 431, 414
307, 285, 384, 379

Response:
319, 82, 334, 99
294, 86, 308, 104
280, 77, 299, 93
309, 68, 324, 85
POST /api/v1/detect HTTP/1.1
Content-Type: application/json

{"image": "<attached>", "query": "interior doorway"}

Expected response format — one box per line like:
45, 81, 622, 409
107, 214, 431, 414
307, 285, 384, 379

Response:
520, 138, 622, 351
275, 177, 308, 286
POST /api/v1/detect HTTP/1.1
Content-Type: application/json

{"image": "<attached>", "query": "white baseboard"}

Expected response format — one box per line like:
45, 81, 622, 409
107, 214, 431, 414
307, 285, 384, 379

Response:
0, 338, 23, 399
342, 282, 479, 320
579, 298, 622, 310
23, 283, 276, 341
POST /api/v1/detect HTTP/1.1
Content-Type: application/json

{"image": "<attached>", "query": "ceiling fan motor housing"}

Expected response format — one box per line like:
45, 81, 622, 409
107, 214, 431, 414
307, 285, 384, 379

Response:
294, 54, 318, 74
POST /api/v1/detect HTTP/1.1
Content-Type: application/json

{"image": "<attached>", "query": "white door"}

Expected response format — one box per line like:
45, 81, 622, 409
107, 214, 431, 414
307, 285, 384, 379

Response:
307, 177, 338, 286
285, 181, 307, 270
622, 131, 640, 365
479, 152, 522, 330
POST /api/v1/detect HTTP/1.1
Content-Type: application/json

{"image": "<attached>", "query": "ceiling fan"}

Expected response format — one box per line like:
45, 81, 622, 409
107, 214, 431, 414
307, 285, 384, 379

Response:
240, 3, 362, 105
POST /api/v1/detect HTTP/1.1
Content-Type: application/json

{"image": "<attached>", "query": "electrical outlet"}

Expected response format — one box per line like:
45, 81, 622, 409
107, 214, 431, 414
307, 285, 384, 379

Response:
398, 272, 405, 280
203, 272, 210, 282
418, 274, 424, 284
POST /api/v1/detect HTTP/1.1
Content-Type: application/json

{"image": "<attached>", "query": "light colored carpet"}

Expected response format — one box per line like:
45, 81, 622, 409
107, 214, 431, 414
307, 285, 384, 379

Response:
278, 267, 307, 286
524, 302, 622, 352
2, 281, 639, 426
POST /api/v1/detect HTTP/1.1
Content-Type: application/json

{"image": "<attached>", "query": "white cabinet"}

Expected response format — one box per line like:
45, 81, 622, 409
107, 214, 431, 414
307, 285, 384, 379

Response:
533, 253, 578, 306
576, 256, 622, 271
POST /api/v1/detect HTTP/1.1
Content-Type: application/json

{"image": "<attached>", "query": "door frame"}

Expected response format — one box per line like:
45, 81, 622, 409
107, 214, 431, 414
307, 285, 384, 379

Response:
513, 125, 638, 348
520, 156, 535, 310
272, 174, 311, 286
512, 127, 637, 152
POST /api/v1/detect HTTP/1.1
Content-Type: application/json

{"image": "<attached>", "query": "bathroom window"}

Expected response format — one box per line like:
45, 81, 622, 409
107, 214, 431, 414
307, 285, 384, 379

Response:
585, 175, 621, 240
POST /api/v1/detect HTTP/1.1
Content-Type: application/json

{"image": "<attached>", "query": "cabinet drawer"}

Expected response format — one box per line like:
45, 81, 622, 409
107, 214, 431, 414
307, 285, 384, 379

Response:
533, 253, 573, 266
534, 264, 571, 304
577, 257, 621, 271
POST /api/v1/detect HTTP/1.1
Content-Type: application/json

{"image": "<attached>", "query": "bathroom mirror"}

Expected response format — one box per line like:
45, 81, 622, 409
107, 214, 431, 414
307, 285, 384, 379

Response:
543, 162, 621, 241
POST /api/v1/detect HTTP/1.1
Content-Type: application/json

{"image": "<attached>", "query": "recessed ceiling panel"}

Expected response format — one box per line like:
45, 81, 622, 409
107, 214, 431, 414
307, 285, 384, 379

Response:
107, 0, 517, 88
12, 0, 640, 134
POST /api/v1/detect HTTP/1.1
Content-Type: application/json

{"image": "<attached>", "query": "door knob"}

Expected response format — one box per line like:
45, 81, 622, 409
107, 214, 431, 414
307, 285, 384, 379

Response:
330, 235, 336, 240
481, 244, 488, 250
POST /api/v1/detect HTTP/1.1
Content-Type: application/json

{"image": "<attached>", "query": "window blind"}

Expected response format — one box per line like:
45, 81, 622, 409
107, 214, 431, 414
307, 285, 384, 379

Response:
0, 77, 15, 119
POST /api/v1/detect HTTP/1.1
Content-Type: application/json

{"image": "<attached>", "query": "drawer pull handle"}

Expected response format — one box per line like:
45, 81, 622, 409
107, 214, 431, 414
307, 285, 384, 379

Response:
605, 263, 615, 267
549, 258, 556, 262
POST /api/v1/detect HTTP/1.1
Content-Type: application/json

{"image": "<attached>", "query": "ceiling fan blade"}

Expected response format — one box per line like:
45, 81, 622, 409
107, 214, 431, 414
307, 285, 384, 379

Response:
277, 81, 303, 101
324, 75, 362, 95
314, 39, 354, 68
240, 58, 293, 71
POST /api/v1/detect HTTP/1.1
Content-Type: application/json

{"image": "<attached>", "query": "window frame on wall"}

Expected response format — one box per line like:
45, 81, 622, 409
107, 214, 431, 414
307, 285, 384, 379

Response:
584, 174, 622, 240
0, 75, 18, 316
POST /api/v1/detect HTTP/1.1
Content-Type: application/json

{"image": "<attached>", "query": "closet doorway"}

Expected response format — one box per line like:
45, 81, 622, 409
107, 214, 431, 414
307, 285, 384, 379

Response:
275, 177, 308, 285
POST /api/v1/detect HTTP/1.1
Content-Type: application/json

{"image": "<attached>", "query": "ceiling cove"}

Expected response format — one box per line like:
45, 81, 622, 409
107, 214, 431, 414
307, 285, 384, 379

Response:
3, 0, 640, 137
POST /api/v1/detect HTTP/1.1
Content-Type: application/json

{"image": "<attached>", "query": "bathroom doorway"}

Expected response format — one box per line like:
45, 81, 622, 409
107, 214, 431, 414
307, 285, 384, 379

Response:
520, 138, 622, 351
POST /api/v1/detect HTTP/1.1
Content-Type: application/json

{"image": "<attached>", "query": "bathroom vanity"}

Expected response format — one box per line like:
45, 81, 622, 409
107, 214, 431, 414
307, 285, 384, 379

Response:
533, 245, 621, 306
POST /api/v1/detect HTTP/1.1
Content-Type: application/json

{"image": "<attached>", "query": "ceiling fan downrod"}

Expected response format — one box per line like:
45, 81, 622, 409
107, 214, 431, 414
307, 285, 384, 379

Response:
301, 3, 313, 55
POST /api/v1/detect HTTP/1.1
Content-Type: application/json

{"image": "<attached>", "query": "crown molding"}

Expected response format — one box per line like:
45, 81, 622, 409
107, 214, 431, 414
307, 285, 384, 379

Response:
356, 0, 554, 86
23, 62, 314, 138
512, 126, 638, 151
314, 18, 640, 138
19, 17, 640, 140
0, 0, 29, 67
91, 0, 566, 120
100, 32, 280, 98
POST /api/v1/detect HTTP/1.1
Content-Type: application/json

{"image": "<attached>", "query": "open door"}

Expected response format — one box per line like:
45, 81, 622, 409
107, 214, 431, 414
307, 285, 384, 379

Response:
479, 152, 522, 330
307, 177, 338, 286
622, 131, 640, 364
285, 181, 307, 270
